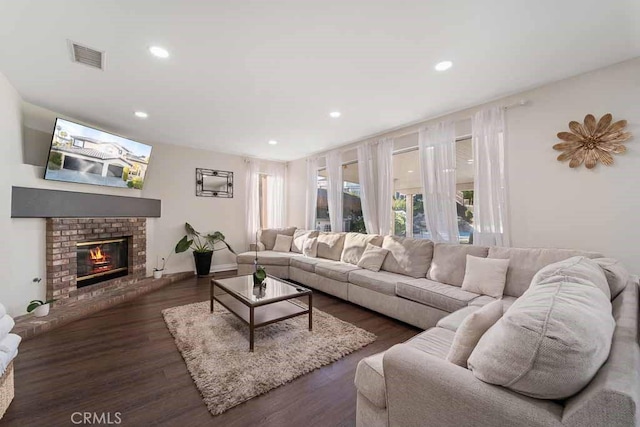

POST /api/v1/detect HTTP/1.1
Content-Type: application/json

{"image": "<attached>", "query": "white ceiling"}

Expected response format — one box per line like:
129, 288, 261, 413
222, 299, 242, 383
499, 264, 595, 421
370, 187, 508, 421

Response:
1, 0, 639, 161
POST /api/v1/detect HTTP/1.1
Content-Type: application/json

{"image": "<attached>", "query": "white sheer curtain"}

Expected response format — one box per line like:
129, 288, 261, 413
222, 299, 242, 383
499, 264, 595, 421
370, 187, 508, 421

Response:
305, 157, 319, 230
419, 122, 460, 243
325, 150, 343, 232
472, 106, 510, 246
357, 142, 379, 234
377, 138, 394, 235
245, 159, 261, 246
264, 161, 286, 229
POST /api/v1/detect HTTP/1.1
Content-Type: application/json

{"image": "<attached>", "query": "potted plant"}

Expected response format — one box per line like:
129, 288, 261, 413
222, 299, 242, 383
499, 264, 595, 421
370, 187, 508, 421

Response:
153, 256, 169, 279
27, 299, 55, 317
175, 223, 236, 277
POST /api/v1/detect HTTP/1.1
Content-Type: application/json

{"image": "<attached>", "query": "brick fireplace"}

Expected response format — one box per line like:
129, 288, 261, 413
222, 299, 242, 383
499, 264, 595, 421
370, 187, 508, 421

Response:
45, 218, 146, 303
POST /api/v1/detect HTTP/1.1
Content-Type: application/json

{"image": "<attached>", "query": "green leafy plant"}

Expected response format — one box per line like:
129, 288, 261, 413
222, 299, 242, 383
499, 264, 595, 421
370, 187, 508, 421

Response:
48, 152, 63, 170
27, 299, 55, 313
175, 222, 236, 255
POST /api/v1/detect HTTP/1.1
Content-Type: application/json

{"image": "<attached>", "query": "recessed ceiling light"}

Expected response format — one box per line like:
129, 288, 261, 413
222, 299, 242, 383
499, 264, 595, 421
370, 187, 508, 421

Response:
134, 111, 148, 119
268, 140, 278, 145
329, 111, 341, 118
407, 170, 414, 173
434, 61, 453, 71
149, 46, 170, 58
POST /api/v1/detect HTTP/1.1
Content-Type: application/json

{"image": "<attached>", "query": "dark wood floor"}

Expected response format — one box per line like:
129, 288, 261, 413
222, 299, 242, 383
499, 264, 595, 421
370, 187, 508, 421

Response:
2, 273, 418, 427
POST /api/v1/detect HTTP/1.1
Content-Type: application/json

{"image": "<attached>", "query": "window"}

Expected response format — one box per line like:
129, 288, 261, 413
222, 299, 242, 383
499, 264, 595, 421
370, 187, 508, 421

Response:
392, 150, 423, 239
342, 162, 365, 233
456, 138, 474, 244
316, 172, 330, 231
258, 174, 268, 228
392, 137, 474, 243
315, 162, 366, 233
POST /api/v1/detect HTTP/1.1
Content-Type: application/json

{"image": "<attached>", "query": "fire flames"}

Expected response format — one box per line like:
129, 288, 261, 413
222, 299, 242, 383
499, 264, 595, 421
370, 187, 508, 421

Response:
89, 246, 107, 263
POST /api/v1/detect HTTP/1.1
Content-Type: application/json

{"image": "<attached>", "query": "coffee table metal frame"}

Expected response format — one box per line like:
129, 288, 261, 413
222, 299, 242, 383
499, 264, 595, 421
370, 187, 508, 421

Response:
210, 274, 313, 351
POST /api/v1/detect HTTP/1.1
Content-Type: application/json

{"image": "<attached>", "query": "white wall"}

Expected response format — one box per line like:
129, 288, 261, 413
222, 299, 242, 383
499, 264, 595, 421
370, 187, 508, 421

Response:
0, 79, 248, 316
287, 57, 640, 273
142, 144, 246, 274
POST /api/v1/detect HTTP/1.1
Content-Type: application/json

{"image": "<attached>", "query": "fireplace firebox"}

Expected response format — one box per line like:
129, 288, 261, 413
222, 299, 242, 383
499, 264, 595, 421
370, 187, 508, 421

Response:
76, 238, 129, 288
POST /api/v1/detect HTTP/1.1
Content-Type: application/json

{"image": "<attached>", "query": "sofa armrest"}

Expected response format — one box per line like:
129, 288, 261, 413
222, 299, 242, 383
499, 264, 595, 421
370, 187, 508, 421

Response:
249, 242, 266, 252
383, 344, 563, 427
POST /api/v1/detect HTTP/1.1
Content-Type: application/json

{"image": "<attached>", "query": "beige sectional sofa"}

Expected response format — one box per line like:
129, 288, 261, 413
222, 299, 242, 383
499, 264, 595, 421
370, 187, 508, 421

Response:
237, 228, 640, 427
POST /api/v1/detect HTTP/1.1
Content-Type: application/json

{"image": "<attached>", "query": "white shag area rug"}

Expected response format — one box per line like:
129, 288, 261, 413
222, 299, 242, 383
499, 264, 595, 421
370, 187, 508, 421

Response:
162, 300, 376, 415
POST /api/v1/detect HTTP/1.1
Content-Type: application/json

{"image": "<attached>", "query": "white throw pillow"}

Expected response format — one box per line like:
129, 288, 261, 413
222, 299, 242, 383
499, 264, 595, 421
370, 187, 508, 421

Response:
273, 234, 293, 252
461, 255, 509, 298
447, 300, 503, 367
356, 244, 389, 272
302, 237, 318, 258
468, 256, 615, 400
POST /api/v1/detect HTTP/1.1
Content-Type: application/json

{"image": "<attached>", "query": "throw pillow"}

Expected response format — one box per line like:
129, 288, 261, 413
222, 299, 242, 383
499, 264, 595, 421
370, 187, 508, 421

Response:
316, 232, 345, 261
273, 234, 293, 252
341, 233, 383, 265
357, 244, 389, 272
302, 237, 318, 258
446, 300, 504, 367
461, 255, 509, 298
291, 230, 319, 254
468, 256, 615, 400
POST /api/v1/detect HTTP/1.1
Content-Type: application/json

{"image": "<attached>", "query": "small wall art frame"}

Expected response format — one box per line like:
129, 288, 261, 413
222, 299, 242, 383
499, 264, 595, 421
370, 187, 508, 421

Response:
196, 168, 233, 198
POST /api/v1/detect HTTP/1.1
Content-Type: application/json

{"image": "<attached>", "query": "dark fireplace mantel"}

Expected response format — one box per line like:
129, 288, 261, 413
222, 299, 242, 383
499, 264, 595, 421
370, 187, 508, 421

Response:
11, 186, 161, 218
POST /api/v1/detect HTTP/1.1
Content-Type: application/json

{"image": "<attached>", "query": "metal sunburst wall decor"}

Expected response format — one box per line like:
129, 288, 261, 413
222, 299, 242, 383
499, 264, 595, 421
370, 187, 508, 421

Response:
553, 113, 632, 169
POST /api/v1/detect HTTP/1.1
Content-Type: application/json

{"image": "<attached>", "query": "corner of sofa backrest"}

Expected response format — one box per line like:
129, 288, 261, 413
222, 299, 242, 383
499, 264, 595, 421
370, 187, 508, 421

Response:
258, 227, 297, 250
487, 246, 604, 297
561, 279, 640, 427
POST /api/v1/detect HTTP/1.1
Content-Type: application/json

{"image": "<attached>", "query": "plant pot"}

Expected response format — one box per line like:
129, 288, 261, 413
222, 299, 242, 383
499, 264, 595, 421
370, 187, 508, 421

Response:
193, 251, 213, 277
33, 303, 50, 317
153, 270, 164, 279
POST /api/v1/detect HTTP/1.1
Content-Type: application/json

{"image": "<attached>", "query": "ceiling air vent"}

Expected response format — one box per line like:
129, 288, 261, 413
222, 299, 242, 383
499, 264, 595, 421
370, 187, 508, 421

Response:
68, 41, 105, 70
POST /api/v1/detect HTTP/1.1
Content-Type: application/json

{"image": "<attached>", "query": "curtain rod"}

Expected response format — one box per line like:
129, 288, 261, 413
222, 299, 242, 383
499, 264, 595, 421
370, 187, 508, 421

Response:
314, 99, 529, 158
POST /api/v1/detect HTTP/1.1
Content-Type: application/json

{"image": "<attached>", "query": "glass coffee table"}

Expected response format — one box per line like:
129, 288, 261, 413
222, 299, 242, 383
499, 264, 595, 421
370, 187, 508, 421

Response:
210, 275, 313, 351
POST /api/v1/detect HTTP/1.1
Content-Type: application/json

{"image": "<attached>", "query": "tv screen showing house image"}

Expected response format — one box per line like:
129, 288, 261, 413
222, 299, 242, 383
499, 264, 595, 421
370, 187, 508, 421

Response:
44, 118, 152, 189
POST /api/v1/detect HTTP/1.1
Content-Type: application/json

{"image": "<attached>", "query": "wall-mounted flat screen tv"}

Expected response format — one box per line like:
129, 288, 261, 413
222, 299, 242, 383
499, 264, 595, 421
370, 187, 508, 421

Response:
44, 118, 152, 189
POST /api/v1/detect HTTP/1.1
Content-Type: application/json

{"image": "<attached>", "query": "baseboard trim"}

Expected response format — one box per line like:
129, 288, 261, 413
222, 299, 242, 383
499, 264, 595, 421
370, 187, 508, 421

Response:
210, 263, 238, 273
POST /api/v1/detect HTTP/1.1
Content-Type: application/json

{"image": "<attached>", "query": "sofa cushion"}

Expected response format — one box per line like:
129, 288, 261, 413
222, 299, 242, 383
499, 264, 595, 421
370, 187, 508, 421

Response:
396, 278, 481, 313
460, 255, 509, 298
357, 244, 389, 272
317, 232, 346, 261
428, 243, 489, 286
593, 258, 629, 300
290, 255, 322, 272
381, 236, 434, 278
236, 251, 297, 266
315, 261, 361, 283
487, 246, 603, 297
273, 234, 293, 252
436, 306, 481, 332
340, 233, 383, 265
447, 300, 504, 367
405, 327, 455, 359
259, 227, 297, 250
355, 352, 387, 409
291, 229, 319, 254
468, 256, 615, 400
349, 269, 407, 296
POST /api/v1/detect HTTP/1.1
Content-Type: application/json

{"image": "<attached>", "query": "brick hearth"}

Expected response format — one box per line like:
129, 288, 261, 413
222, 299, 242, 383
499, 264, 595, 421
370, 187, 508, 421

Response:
46, 217, 147, 303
